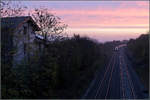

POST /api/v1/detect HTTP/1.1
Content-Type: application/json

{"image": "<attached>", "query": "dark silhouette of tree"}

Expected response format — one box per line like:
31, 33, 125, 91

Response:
31, 8, 68, 41
127, 32, 149, 66
0, 1, 27, 17
127, 32, 149, 91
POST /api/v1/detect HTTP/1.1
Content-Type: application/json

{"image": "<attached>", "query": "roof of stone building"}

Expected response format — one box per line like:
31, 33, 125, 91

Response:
1, 16, 40, 31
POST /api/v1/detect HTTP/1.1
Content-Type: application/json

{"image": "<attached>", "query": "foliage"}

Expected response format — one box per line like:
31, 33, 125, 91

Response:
1, 34, 114, 98
127, 32, 149, 90
127, 32, 149, 66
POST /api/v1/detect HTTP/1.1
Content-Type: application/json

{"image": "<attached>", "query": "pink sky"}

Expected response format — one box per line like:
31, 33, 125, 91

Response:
51, 1, 149, 28
20, 1, 150, 42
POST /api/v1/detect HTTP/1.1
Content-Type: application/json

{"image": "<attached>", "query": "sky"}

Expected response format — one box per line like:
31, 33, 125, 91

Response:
13, 1, 149, 42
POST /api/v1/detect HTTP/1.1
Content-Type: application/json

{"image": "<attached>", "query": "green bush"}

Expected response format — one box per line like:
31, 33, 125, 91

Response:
2, 34, 114, 98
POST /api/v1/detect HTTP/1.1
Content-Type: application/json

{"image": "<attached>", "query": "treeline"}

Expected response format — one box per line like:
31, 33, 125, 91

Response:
127, 33, 149, 66
127, 32, 149, 90
2, 34, 116, 99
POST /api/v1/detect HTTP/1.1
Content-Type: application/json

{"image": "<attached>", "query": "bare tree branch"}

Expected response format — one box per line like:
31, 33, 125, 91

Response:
0, 1, 27, 17
31, 8, 68, 41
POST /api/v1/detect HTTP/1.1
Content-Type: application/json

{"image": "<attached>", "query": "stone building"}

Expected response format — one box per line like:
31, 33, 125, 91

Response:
1, 16, 44, 66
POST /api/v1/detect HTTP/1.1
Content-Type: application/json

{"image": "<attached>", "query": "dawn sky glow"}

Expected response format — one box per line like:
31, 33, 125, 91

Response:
14, 1, 149, 42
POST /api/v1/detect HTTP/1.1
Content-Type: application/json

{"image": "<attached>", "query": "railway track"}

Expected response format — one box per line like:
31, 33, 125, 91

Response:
83, 47, 145, 99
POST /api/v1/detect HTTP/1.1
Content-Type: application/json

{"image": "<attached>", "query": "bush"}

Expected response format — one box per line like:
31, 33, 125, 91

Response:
2, 34, 114, 98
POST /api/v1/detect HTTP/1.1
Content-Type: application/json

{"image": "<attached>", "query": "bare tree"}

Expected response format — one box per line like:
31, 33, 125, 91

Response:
0, 1, 27, 17
1, 1, 67, 41
31, 8, 68, 41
